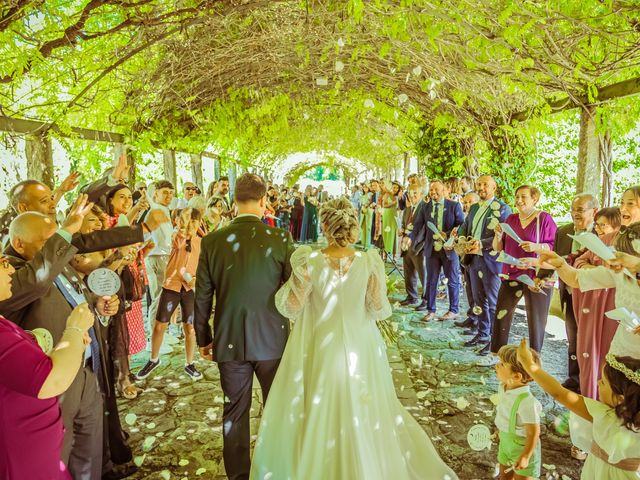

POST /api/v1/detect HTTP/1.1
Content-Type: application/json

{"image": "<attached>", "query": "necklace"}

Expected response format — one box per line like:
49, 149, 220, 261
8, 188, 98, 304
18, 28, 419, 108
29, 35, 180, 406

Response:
518, 209, 537, 221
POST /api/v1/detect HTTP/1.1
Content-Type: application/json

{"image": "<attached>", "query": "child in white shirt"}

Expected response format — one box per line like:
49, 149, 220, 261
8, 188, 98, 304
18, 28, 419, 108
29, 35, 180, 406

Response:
494, 344, 542, 479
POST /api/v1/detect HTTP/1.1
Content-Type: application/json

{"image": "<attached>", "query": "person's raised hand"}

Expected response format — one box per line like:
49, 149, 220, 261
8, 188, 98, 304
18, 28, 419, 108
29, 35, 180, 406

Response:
516, 338, 536, 372
57, 172, 81, 195
67, 302, 95, 332
62, 194, 94, 235
113, 153, 128, 182
536, 250, 565, 270
605, 251, 640, 274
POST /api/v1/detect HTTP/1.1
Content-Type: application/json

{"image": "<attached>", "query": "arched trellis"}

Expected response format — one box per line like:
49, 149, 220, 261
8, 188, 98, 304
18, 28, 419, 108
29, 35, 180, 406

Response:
270, 152, 375, 188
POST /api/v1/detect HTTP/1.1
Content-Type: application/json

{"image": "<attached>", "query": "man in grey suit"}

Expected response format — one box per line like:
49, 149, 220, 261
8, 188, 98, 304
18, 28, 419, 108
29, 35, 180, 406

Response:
195, 173, 294, 480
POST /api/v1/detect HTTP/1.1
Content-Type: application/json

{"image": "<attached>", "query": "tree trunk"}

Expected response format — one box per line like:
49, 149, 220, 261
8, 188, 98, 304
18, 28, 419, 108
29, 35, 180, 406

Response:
403, 151, 411, 179
576, 105, 602, 198
25, 132, 54, 187
227, 162, 237, 198
213, 156, 221, 181
190, 153, 203, 191
600, 130, 613, 207
162, 150, 177, 187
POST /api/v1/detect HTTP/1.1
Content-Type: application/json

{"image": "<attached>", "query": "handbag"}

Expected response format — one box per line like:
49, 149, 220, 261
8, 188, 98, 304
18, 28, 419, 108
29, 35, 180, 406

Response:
121, 263, 144, 304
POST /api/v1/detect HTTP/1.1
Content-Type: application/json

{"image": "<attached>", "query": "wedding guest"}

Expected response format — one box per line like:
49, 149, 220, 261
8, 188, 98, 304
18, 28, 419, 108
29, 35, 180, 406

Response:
620, 185, 640, 226
455, 176, 511, 357
105, 186, 150, 358
539, 193, 599, 393
290, 190, 305, 242
0, 255, 95, 480
380, 181, 399, 258
300, 187, 319, 243
570, 207, 621, 400
137, 208, 203, 381
400, 187, 426, 306
145, 180, 174, 328
408, 180, 464, 320
494, 344, 542, 479
445, 176, 462, 202
516, 339, 640, 479
460, 175, 475, 195
490, 185, 557, 358
536, 222, 640, 360
174, 182, 198, 209
454, 190, 481, 331
359, 184, 375, 248
369, 179, 382, 244
187, 195, 209, 238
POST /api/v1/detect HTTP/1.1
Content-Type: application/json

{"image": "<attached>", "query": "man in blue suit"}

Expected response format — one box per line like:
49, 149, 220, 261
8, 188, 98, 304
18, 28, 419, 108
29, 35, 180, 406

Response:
456, 175, 512, 356
408, 180, 464, 322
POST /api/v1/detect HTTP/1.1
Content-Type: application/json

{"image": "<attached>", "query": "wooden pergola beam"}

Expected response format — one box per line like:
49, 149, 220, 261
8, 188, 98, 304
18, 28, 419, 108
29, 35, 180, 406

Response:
0, 113, 223, 160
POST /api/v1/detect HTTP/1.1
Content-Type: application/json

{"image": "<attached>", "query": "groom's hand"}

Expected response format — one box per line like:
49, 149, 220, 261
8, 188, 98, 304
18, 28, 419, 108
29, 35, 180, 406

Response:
199, 343, 213, 361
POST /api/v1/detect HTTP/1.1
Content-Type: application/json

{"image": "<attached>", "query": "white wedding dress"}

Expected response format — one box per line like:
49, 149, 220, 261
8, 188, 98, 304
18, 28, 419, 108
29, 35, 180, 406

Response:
249, 246, 458, 480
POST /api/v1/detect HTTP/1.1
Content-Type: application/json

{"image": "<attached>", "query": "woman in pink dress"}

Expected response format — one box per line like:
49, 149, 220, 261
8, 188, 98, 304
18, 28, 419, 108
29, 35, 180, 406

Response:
568, 207, 621, 399
105, 186, 153, 356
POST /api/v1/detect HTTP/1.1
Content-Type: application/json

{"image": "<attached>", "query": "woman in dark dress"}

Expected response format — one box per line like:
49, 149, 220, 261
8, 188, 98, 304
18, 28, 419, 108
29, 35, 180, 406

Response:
301, 187, 319, 243
290, 191, 305, 242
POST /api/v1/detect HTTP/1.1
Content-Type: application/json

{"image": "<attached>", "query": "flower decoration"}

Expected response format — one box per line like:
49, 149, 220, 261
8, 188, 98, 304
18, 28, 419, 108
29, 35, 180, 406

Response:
490, 201, 501, 211
487, 217, 500, 230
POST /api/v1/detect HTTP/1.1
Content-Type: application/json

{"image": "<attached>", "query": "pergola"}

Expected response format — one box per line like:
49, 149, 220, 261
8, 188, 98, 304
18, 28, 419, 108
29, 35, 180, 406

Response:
1, 0, 640, 204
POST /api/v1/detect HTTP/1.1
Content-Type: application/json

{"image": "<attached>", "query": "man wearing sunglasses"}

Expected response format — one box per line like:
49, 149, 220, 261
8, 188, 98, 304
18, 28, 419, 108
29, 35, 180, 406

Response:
175, 182, 199, 209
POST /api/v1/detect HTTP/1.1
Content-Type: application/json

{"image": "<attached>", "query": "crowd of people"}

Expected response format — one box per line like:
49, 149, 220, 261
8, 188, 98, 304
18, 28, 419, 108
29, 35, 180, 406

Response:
0, 158, 638, 480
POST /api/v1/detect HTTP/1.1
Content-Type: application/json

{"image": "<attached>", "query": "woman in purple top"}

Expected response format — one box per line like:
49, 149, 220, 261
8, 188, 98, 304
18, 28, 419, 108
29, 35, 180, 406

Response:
0, 255, 95, 479
490, 185, 557, 354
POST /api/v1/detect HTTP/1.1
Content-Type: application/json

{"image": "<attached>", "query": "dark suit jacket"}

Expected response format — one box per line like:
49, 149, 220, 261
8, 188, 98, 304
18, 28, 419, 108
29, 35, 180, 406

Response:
410, 198, 464, 258
194, 216, 295, 362
401, 200, 424, 255
72, 224, 144, 254
0, 233, 110, 392
458, 199, 513, 274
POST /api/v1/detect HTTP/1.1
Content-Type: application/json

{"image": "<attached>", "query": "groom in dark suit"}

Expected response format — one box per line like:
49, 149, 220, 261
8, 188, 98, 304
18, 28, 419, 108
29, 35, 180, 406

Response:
194, 173, 295, 480
409, 180, 464, 321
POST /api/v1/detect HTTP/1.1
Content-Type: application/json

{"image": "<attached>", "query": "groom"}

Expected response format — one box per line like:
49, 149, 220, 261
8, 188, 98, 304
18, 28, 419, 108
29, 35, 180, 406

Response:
194, 173, 295, 480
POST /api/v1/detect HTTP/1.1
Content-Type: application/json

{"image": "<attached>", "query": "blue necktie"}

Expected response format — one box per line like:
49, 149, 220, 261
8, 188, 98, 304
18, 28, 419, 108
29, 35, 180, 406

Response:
88, 327, 101, 377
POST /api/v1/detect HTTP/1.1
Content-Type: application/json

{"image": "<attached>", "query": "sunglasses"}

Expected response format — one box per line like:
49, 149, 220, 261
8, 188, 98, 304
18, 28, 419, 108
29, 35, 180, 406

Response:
186, 187, 197, 191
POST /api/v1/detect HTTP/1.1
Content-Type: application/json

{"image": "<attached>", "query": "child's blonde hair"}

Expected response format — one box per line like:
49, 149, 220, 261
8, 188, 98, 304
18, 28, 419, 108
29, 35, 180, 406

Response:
497, 345, 541, 384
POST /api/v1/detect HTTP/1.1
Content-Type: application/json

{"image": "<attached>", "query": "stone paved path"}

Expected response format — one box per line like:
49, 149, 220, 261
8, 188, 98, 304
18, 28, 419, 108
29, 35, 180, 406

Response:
121, 268, 583, 480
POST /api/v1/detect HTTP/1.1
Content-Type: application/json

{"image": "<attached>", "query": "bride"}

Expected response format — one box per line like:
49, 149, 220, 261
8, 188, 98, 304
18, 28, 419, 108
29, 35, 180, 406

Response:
250, 197, 458, 480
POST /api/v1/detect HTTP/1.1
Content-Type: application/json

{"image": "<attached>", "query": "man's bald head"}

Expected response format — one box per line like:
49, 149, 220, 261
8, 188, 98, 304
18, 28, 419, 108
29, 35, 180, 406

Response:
9, 180, 57, 219
475, 175, 497, 201
9, 212, 58, 261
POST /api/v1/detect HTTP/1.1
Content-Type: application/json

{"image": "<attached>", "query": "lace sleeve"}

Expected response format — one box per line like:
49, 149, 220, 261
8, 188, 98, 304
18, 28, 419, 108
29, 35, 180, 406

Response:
275, 246, 312, 320
365, 250, 393, 320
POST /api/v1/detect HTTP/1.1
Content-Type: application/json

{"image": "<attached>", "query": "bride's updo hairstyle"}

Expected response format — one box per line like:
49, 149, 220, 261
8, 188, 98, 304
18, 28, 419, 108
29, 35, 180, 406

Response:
320, 197, 360, 247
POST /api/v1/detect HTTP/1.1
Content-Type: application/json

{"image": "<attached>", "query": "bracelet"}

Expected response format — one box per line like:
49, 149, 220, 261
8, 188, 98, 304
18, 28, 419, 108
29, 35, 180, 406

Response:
63, 327, 85, 337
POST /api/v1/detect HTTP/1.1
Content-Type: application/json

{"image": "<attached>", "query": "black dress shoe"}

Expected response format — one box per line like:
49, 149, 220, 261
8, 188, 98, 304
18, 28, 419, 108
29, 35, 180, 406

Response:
464, 335, 490, 347
400, 298, 419, 306
462, 328, 478, 336
476, 342, 492, 356
455, 318, 474, 328
414, 301, 429, 312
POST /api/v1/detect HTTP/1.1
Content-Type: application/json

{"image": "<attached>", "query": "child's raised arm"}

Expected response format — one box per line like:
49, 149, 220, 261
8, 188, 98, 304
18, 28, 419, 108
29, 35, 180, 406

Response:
516, 338, 592, 422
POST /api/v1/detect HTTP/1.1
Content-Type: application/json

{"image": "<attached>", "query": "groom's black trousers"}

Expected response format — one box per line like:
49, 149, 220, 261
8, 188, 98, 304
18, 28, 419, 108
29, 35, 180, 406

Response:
218, 359, 281, 480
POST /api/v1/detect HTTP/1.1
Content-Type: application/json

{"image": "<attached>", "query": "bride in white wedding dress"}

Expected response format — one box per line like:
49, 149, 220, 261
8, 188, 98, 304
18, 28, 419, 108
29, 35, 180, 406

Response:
249, 197, 458, 480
